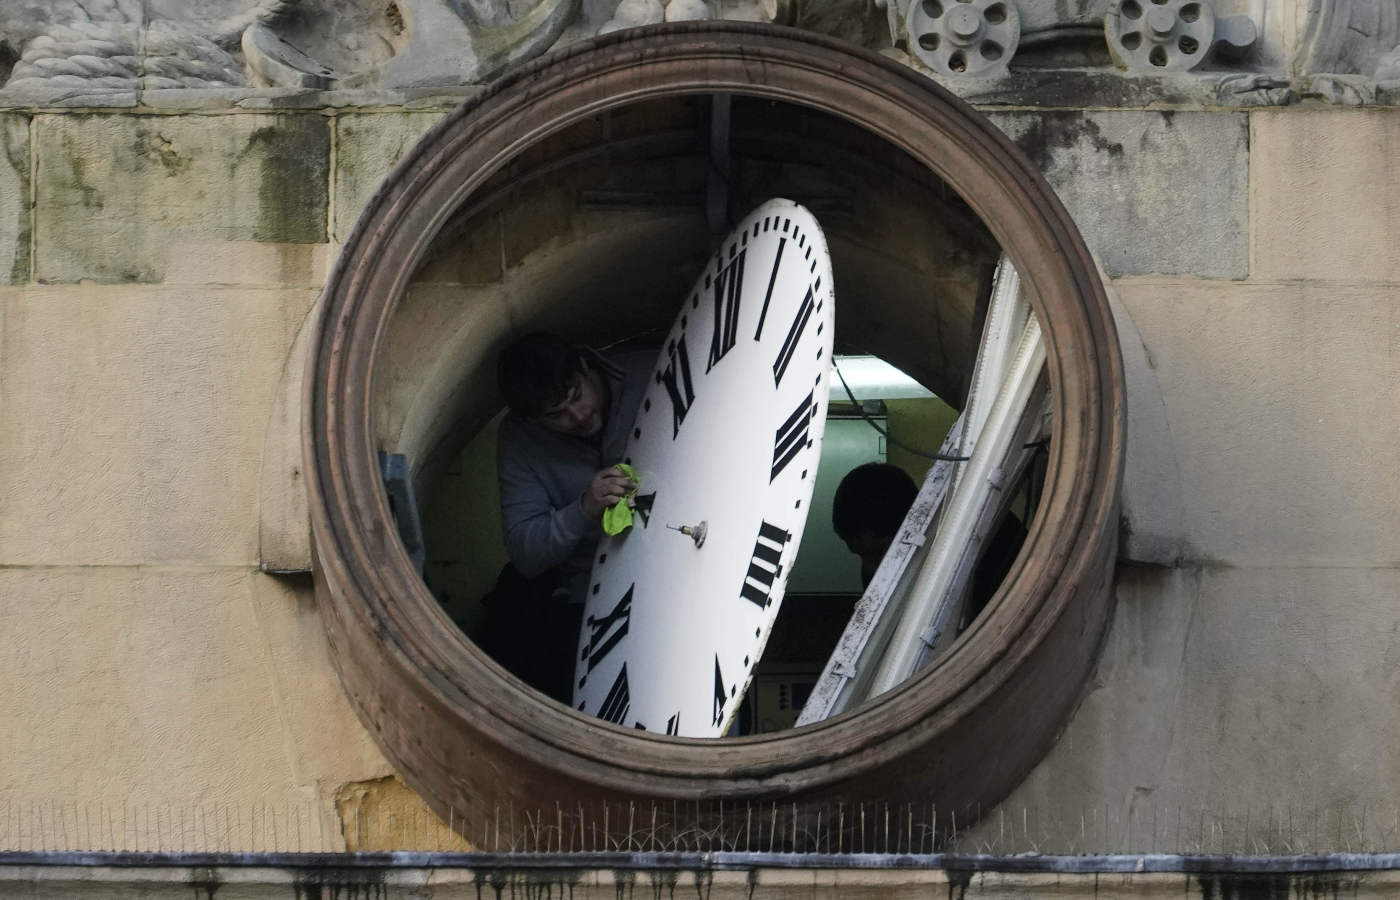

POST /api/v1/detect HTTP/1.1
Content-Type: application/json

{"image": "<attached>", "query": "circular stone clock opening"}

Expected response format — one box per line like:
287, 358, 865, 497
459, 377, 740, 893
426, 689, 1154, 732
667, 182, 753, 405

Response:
307, 22, 1123, 835
381, 92, 1025, 733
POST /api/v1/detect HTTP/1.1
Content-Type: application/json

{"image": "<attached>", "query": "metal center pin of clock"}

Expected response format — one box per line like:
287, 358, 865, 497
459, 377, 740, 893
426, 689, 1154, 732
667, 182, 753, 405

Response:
665, 521, 707, 547
573, 198, 836, 738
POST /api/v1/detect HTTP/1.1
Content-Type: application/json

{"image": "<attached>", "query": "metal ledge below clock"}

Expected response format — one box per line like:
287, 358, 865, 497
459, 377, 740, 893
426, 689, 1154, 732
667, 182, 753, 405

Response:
305, 22, 1125, 834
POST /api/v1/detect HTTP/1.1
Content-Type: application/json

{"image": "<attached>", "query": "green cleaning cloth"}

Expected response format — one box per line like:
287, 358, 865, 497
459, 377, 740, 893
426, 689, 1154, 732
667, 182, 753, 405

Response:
601, 463, 642, 535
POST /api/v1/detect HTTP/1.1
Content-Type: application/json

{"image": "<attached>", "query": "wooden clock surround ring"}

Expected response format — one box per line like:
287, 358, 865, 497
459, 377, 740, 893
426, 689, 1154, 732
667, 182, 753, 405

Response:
305, 22, 1125, 828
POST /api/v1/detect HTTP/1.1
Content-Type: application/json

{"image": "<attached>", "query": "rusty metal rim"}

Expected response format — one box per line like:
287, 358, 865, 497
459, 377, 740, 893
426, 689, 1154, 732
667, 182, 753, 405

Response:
305, 22, 1124, 806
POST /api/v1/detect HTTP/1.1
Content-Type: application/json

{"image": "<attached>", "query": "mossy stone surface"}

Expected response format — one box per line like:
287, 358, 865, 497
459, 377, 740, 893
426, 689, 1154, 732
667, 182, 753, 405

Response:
989, 109, 1248, 279
0, 114, 30, 285
35, 113, 329, 283
333, 112, 446, 245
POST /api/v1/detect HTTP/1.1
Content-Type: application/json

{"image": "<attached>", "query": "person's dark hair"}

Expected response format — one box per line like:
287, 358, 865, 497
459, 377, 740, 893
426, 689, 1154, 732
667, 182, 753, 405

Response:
831, 462, 918, 543
497, 332, 587, 417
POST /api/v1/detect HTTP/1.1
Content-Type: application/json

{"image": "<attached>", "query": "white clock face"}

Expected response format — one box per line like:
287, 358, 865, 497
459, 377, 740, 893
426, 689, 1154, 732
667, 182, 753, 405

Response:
573, 199, 835, 737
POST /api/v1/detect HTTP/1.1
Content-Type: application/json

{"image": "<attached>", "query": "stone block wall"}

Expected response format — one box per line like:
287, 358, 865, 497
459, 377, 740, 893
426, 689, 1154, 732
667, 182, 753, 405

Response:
0, 89, 1397, 855
0, 109, 446, 851
962, 106, 1400, 854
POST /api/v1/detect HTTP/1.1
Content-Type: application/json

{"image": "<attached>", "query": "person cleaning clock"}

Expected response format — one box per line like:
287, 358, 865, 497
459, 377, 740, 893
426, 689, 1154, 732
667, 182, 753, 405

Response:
477, 332, 652, 703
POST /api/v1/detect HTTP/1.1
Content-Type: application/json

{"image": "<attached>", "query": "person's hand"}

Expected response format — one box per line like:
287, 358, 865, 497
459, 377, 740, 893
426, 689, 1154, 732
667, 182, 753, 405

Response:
581, 466, 636, 519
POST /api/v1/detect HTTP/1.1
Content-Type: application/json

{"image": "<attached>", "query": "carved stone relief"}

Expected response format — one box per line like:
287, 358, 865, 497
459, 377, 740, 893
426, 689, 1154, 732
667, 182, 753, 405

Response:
0, 0, 575, 95
1, 1, 261, 92
874, 0, 1400, 105
898, 0, 1262, 75
1294, 0, 1400, 103
0, 0, 1397, 103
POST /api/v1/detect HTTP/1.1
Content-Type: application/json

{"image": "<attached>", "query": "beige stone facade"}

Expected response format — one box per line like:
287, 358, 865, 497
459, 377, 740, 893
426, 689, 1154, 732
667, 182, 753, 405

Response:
2, 0, 1400, 869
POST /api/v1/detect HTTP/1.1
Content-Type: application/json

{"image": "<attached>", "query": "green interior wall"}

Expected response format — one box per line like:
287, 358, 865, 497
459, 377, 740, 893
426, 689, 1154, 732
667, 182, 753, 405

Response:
885, 396, 960, 485
421, 411, 509, 635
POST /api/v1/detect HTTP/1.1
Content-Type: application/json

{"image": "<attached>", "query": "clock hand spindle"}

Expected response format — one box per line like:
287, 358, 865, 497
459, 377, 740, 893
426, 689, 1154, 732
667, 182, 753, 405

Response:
665, 521, 707, 548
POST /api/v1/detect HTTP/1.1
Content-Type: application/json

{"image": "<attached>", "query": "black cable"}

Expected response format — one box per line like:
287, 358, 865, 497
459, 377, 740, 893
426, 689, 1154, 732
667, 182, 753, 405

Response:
831, 359, 1050, 460
831, 359, 970, 462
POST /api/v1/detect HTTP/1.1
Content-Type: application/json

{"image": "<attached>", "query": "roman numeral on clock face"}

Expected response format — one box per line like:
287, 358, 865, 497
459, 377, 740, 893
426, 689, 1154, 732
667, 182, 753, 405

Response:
752, 237, 787, 342
771, 389, 814, 482
707, 249, 745, 372
599, 663, 630, 725
711, 655, 727, 727
666, 712, 680, 735
740, 520, 791, 608
657, 337, 695, 439
579, 585, 632, 682
632, 492, 655, 527
772, 285, 815, 388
